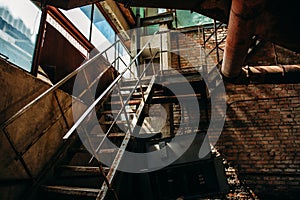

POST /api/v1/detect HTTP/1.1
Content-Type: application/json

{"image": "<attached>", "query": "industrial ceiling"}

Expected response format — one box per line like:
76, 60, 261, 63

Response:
33, 0, 300, 78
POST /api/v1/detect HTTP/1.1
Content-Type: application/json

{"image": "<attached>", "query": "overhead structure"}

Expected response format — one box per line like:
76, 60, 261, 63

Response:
221, 0, 267, 78
32, 0, 300, 78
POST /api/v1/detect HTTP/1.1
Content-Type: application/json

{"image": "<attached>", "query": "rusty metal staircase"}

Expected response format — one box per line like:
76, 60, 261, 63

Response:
35, 31, 162, 200
37, 68, 215, 200
35, 26, 230, 199
39, 80, 155, 200
1, 28, 228, 200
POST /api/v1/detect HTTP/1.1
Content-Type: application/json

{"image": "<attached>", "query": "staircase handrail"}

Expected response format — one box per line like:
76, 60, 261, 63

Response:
63, 30, 164, 139
0, 39, 128, 130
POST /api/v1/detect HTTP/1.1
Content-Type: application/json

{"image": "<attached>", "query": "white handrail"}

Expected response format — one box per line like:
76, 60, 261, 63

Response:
63, 30, 163, 139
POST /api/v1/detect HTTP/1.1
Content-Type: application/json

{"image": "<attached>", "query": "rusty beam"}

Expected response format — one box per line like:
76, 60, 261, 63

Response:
31, 0, 100, 10
117, 2, 136, 26
141, 12, 174, 27
31, 0, 300, 54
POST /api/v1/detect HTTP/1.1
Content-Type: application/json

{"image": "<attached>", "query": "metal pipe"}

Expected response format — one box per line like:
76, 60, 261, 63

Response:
221, 0, 266, 78
244, 65, 300, 74
229, 65, 300, 84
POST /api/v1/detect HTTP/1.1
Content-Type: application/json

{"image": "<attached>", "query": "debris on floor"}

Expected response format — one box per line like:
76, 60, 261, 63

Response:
213, 145, 259, 200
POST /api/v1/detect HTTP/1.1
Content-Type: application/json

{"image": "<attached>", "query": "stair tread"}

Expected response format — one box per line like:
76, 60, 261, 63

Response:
58, 165, 109, 173
107, 132, 126, 137
100, 110, 136, 114
99, 148, 118, 153
119, 84, 148, 90
89, 133, 126, 137
111, 91, 145, 97
41, 185, 100, 197
100, 120, 130, 125
120, 77, 152, 85
69, 147, 118, 154
104, 99, 142, 105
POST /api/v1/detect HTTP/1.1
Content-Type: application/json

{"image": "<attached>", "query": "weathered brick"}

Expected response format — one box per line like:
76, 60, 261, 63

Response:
173, 26, 300, 199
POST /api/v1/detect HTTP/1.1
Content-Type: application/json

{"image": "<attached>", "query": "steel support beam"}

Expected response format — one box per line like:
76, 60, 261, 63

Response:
141, 12, 174, 27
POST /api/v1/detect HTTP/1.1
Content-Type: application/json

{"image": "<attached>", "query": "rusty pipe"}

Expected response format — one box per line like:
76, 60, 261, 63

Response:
221, 0, 266, 78
228, 65, 300, 84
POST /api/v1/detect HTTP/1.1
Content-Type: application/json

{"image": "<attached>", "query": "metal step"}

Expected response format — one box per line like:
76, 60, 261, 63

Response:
118, 84, 148, 91
100, 120, 130, 125
88, 133, 126, 138
119, 77, 152, 86
69, 147, 117, 154
41, 185, 100, 197
150, 93, 202, 103
104, 99, 142, 106
68, 146, 118, 166
56, 165, 109, 177
111, 91, 145, 98
100, 110, 136, 115
96, 75, 157, 200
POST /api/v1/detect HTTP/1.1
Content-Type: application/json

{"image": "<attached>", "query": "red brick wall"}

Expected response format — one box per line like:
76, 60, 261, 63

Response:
170, 26, 227, 69
170, 26, 300, 68
245, 42, 300, 66
171, 26, 300, 199
219, 83, 300, 199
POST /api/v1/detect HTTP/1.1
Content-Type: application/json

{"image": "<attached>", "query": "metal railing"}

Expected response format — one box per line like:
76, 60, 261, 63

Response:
1, 40, 129, 128
0, 36, 133, 179
62, 30, 163, 139
201, 20, 226, 67
1, 28, 166, 199
60, 30, 165, 200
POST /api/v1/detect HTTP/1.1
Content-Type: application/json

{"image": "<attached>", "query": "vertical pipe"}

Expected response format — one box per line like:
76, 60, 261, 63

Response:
221, 0, 266, 78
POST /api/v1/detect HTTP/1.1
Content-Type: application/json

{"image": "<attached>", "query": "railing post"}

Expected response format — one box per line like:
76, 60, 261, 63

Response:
213, 19, 220, 67
160, 32, 163, 75
54, 91, 70, 130
2, 129, 33, 179
116, 84, 133, 135
136, 7, 141, 79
